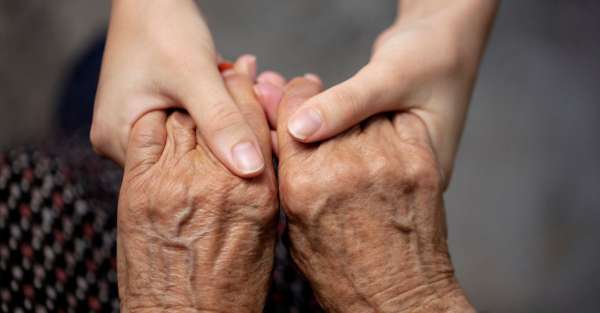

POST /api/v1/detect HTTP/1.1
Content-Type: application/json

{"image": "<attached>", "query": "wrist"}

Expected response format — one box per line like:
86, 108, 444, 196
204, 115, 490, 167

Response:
410, 282, 475, 313
123, 306, 224, 313
110, 0, 204, 30
392, 0, 498, 72
397, 0, 498, 23
385, 277, 475, 313
111, 0, 197, 12
122, 306, 202, 313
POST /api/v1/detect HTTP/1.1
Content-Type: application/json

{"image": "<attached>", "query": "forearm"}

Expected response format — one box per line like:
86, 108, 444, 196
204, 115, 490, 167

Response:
108, 0, 214, 52
397, 0, 498, 62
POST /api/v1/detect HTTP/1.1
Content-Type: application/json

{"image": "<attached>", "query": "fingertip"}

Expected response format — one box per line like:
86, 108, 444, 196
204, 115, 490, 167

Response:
231, 141, 266, 177
304, 73, 322, 85
130, 111, 168, 145
168, 111, 195, 129
257, 71, 286, 88
235, 54, 257, 80
254, 82, 283, 128
276, 77, 323, 160
285, 76, 323, 94
287, 106, 324, 142
125, 111, 168, 171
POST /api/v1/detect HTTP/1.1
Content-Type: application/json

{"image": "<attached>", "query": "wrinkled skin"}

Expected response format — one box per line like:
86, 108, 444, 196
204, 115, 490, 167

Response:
117, 67, 277, 312
116, 65, 475, 312
276, 78, 475, 313
283, 1, 498, 187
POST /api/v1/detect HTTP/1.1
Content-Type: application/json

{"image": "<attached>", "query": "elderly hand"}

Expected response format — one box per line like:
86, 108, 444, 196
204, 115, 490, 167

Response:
276, 78, 475, 313
116, 59, 277, 312
284, 1, 498, 185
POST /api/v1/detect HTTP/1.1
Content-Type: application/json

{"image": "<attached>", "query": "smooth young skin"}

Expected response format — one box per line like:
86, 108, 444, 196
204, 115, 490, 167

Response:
277, 77, 475, 313
117, 60, 277, 312
92, 0, 497, 185
286, 0, 498, 185
92, 0, 265, 177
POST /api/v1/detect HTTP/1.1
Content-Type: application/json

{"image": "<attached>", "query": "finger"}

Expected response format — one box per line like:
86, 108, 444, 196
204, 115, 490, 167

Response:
277, 77, 323, 161
257, 71, 286, 88
165, 111, 197, 158
236, 54, 257, 81
255, 73, 318, 130
177, 55, 265, 177
270, 131, 279, 157
221, 57, 272, 164
409, 107, 465, 189
124, 110, 168, 174
254, 82, 284, 129
287, 63, 408, 143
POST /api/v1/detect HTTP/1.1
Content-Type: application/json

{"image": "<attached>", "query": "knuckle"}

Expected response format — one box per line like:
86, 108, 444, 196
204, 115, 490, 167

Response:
362, 143, 442, 194
326, 160, 369, 191
245, 181, 279, 224
130, 125, 164, 151
279, 169, 317, 222
409, 154, 442, 190
167, 111, 194, 131
365, 152, 395, 183
197, 171, 278, 226
280, 156, 368, 223
397, 150, 442, 193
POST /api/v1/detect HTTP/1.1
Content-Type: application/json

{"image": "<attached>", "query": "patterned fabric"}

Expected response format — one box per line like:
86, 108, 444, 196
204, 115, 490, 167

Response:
0, 148, 322, 312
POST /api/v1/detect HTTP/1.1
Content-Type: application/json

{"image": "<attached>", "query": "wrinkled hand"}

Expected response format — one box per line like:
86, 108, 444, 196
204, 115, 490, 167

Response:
116, 60, 277, 312
285, 1, 498, 184
276, 78, 475, 313
92, 0, 266, 177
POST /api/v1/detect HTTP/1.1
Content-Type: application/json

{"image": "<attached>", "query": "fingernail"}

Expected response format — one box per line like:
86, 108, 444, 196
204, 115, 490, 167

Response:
239, 54, 257, 80
231, 141, 264, 174
288, 107, 323, 140
218, 62, 234, 73
304, 73, 321, 84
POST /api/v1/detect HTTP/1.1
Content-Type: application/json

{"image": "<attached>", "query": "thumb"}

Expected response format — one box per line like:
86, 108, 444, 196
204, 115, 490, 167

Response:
287, 63, 409, 143
277, 77, 323, 161
124, 111, 168, 174
177, 56, 266, 178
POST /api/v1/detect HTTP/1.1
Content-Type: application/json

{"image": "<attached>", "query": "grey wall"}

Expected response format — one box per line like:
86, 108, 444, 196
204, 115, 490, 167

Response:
1, 1, 599, 312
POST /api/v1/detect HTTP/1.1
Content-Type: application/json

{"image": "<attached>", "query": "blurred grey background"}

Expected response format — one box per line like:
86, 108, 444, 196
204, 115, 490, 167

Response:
1, 1, 599, 312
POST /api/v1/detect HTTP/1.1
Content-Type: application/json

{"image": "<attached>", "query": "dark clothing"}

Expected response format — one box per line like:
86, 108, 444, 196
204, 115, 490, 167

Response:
0, 148, 322, 313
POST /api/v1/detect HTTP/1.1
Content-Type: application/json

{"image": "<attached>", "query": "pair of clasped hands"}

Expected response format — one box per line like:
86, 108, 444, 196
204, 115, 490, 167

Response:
92, 1, 497, 312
